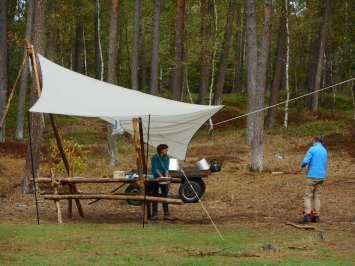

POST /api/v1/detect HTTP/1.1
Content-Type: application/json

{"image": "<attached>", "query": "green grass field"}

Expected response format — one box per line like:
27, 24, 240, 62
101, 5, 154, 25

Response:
0, 223, 354, 265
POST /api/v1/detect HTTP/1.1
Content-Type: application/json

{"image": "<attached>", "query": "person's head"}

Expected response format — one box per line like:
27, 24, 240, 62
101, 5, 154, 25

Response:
157, 144, 168, 155
313, 136, 324, 145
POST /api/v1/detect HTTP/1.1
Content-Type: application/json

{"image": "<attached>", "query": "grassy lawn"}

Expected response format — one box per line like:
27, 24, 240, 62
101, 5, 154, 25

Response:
0, 223, 354, 265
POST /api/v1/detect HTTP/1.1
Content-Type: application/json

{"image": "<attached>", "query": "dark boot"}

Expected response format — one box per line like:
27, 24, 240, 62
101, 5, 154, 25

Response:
303, 214, 311, 224
313, 216, 320, 223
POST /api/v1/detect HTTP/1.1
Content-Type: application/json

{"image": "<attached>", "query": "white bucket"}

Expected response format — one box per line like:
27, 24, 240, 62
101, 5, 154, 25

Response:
169, 158, 180, 171
196, 158, 210, 171
113, 170, 125, 179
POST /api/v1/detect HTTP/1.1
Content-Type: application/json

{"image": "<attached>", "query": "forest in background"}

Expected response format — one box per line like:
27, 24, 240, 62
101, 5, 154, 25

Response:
0, 0, 354, 184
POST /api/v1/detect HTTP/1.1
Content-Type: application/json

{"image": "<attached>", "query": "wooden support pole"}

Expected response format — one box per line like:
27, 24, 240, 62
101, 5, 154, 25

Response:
132, 118, 148, 223
26, 41, 45, 126
48, 114, 84, 218
51, 174, 63, 224
49, 114, 70, 176
69, 184, 84, 217
0, 53, 28, 129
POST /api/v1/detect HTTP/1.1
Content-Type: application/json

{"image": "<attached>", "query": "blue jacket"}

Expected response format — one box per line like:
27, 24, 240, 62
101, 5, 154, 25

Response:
301, 142, 328, 179
151, 154, 170, 178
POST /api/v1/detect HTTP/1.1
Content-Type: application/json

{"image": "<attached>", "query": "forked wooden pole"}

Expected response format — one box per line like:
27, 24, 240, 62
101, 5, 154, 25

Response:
132, 118, 148, 224
26, 41, 83, 218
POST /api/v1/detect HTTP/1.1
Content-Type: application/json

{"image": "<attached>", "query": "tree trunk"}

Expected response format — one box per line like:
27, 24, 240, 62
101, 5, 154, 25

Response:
22, 0, 47, 194
0, 0, 7, 142
16, 0, 34, 140
232, 3, 244, 93
106, 0, 120, 167
150, 0, 160, 95
213, 0, 237, 105
283, 0, 290, 128
247, 0, 272, 172
311, 0, 330, 111
265, 2, 287, 128
83, 27, 88, 75
139, 12, 147, 91
172, 0, 186, 101
198, 0, 213, 104
245, 0, 258, 145
95, 0, 104, 81
73, 21, 84, 73
107, 0, 120, 85
131, 0, 141, 90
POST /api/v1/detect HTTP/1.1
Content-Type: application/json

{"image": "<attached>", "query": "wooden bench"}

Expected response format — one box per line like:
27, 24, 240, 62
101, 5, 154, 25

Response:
37, 176, 183, 224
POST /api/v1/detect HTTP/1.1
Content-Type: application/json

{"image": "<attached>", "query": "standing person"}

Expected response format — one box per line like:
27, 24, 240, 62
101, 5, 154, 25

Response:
149, 144, 173, 220
301, 136, 328, 223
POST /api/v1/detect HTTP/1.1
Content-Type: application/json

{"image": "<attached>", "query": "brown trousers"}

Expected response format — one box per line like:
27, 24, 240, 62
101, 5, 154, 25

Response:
304, 179, 324, 216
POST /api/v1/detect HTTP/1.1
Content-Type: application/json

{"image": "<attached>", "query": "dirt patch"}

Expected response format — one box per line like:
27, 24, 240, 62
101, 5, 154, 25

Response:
0, 142, 27, 158
0, 124, 354, 232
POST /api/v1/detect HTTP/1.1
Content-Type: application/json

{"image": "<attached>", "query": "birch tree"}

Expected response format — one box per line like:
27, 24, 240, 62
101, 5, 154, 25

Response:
0, 0, 7, 142
283, 0, 290, 128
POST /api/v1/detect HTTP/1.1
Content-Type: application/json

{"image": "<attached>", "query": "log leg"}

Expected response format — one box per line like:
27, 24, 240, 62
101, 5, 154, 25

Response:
141, 183, 148, 224
67, 199, 73, 218
55, 200, 63, 224
70, 184, 84, 217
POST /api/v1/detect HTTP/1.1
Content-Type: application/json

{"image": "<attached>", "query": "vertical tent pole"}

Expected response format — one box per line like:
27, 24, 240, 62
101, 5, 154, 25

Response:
27, 111, 40, 225
26, 42, 43, 225
132, 118, 148, 224
142, 115, 151, 228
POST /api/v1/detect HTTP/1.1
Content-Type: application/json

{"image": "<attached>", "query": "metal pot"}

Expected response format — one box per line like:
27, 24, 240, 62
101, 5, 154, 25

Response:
196, 158, 210, 171
169, 158, 180, 171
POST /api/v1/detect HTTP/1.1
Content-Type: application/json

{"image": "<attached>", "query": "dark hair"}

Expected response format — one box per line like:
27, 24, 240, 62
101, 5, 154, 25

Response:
157, 144, 168, 154
314, 136, 324, 144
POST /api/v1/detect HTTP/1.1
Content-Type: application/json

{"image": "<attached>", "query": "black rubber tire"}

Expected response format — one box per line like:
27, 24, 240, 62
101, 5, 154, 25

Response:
179, 179, 206, 203
125, 183, 142, 206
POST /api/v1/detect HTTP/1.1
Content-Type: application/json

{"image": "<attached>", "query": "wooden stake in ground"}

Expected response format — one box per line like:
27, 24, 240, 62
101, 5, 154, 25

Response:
132, 118, 148, 223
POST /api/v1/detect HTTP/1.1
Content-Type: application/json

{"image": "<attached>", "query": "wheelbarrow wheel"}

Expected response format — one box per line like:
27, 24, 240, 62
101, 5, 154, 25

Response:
125, 183, 142, 206
179, 179, 205, 203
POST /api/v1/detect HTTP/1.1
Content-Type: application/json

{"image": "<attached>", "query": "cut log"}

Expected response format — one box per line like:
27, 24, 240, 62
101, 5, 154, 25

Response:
43, 194, 184, 204
55, 200, 63, 224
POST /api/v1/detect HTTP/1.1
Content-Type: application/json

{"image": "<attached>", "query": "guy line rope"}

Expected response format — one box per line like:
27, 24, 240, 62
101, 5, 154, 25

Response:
213, 77, 355, 126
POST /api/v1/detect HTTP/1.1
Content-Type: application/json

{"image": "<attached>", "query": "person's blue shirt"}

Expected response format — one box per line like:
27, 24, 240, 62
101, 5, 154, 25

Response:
301, 142, 328, 179
151, 154, 170, 178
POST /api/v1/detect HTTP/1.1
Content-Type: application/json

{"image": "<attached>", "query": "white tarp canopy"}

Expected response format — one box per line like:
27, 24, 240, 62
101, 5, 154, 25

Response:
30, 55, 223, 159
